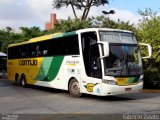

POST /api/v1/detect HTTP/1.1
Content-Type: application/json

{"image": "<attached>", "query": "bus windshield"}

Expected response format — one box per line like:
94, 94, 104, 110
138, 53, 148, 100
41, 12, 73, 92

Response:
99, 31, 137, 44
99, 31, 143, 77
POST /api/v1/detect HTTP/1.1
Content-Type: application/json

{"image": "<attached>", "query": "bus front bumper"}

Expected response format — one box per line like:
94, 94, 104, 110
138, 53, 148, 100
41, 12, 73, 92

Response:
101, 82, 143, 96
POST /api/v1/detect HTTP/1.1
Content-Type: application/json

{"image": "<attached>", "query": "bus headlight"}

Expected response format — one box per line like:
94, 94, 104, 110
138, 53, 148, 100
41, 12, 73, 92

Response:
102, 79, 117, 85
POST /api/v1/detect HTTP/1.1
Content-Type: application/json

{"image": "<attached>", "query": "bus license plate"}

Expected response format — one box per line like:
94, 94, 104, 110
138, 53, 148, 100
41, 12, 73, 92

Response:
125, 88, 132, 91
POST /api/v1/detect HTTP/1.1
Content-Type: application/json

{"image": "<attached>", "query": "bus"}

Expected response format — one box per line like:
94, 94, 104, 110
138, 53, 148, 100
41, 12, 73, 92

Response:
0, 52, 7, 77
7, 28, 152, 97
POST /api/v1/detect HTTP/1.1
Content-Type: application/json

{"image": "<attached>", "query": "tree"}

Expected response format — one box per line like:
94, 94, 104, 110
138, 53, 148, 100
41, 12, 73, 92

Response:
48, 18, 92, 33
20, 26, 44, 40
0, 26, 45, 53
0, 30, 6, 51
138, 8, 160, 88
91, 15, 137, 32
0, 28, 22, 53
1, 33, 23, 53
5, 27, 13, 33
52, 0, 109, 20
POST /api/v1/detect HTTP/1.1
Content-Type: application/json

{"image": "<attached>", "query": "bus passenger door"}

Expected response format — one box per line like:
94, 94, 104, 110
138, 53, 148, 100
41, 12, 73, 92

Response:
80, 32, 102, 95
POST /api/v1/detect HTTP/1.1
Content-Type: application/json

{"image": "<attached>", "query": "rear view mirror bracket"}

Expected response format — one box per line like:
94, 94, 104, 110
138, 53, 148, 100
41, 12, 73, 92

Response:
97, 41, 109, 59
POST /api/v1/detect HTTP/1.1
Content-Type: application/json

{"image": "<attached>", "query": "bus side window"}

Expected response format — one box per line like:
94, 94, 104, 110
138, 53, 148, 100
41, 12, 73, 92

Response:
20, 45, 27, 58
63, 35, 79, 55
43, 50, 48, 55
28, 43, 37, 58
32, 51, 36, 56
36, 45, 40, 56
37, 41, 48, 56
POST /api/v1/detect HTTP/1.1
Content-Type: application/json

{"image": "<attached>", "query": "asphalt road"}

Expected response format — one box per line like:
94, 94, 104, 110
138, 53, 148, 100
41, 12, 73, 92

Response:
0, 77, 160, 120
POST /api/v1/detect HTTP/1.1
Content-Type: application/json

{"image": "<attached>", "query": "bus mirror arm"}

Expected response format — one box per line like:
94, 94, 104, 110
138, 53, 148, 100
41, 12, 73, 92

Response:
97, 41, 109, 59
139, 43, 152, 59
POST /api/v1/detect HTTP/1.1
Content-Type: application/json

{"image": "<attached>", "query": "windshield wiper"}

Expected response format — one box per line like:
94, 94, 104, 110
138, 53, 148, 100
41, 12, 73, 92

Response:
107, 67, 123, 73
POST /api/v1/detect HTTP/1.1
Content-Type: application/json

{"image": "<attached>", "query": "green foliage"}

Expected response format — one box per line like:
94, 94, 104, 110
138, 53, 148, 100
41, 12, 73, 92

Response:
0, 26, 45, 53
90, 16, 137, 32
52, 0, 109, 20
49, 18, 92, 32
138, 8, 160, 84
20, 26, 45, 40
0, 29, 22, 53
46, 16, 136, 34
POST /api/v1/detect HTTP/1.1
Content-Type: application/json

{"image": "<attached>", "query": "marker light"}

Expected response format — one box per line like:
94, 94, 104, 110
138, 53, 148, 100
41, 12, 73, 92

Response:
102, 79, 117, 85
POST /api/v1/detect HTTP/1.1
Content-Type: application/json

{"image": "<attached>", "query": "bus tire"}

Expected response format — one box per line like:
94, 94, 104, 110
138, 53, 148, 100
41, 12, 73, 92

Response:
69, 78, 82, 97
15, 74, 21, 86
20, 75, 27, 87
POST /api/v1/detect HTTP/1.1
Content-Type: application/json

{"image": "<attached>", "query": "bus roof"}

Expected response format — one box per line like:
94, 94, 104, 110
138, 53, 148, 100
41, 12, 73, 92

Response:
8, 31, 76, 47
76, 28, 133, 34
8, 28, 132, 47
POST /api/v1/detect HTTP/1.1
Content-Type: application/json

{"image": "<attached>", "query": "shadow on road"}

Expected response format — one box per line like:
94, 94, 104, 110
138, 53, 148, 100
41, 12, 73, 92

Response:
1, 77, 160, 102
85, 93, 160, 101
18, 84, 160, 102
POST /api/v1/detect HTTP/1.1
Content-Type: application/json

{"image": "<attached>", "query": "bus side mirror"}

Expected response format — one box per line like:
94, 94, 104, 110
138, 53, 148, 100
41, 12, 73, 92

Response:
97, 41, 109, 59
139, 43, 152, 59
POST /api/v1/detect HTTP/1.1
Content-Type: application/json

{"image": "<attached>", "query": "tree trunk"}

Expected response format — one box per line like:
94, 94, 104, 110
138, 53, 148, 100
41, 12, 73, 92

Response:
81, 0, 93, 20
70, 0, 78, 19
81, 8, 87, 20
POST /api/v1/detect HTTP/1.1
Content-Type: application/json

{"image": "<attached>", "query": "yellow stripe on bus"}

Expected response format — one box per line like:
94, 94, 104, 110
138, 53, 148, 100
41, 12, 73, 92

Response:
8, 32, 62, 47
7, 58, 43, 85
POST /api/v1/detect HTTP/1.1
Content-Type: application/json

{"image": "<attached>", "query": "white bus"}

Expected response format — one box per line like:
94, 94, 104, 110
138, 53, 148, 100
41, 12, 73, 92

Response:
7, 28, 152, 97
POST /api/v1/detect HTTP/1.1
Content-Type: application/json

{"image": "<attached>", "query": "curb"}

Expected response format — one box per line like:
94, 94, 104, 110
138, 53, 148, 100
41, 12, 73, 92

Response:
142, 89, 160, 93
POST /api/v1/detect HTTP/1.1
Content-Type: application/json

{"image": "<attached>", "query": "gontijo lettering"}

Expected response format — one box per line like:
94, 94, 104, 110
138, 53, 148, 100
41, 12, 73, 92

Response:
19, 59, 38, 66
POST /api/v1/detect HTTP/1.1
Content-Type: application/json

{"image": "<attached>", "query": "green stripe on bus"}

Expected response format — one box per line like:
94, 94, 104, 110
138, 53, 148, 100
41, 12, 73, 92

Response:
36, 56, 64, 82
43, 56, 64, 81
63, 31, 76, 37
35, 57, 53, 80
53, 31, 76, 39
128, 77, 139, 83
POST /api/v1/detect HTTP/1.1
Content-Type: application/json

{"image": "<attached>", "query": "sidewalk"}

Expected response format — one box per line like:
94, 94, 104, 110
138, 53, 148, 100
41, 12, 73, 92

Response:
142, 89, 160, 93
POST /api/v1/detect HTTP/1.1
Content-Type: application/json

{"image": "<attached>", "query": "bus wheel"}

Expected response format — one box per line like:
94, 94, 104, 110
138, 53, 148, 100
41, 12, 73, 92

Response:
69, 79, 82, 97
20, 75, 27, 87
15, 74, 21, 86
